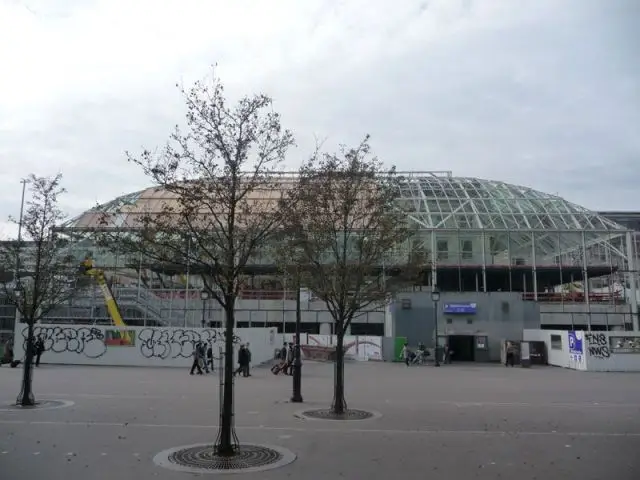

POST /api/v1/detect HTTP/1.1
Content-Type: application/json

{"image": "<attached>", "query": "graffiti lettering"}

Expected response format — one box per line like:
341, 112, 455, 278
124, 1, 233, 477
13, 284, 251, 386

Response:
585, 332, 610, 359
24, 326, 106, 358
137, 328, 241, 360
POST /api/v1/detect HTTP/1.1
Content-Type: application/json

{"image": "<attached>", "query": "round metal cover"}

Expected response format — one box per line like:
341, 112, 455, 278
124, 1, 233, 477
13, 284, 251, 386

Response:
296, 408, 380, 421
0, 399, 74, 412
154, 443, 296, 474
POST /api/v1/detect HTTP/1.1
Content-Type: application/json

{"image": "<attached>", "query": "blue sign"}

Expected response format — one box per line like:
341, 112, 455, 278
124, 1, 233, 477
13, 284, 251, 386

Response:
568, 331, 583, 355
443, 303, 477, 314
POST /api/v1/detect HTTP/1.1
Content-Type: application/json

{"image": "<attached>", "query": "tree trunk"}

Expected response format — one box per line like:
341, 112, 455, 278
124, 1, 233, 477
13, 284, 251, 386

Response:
215, 301, 238, 456
331, 326, 347, 415
18, 320, 36, 406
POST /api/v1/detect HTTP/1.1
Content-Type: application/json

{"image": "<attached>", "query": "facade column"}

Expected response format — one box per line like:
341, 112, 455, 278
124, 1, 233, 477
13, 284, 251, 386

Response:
481, 230, 487, 292
581, 231, 591, 330
626, 231, 639, 331
431, 230, 438, 287
531, 231, 538, 300
507, 231, 513, 291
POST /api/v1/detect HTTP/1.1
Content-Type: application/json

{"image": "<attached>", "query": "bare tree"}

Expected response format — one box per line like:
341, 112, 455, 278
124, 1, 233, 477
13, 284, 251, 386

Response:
282, 136, 418, 415
0, 174, 78, 406
93, 75, 294, 456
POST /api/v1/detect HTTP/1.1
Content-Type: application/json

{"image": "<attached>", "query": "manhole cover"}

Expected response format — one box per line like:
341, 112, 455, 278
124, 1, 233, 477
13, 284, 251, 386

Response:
296, 408, 381, 421
0, 399, 74, 412
154, 443, 296, 474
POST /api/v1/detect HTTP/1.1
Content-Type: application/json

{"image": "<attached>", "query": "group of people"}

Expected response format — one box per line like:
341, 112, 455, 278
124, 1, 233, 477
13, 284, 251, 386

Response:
189, 341, 253, 377
189, 341, 215, 375
271, 342, 296, 375
1, 336, 45, 368
400, 342, 453, 366
234, 343, 252, 377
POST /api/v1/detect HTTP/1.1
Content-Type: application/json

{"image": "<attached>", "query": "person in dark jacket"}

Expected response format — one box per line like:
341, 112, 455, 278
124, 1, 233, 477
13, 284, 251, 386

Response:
244, 343, 252, 377
206, 343, 214, 372
190, 342, 203, 375
235, 345, 247, 377
34, 336, 45, 367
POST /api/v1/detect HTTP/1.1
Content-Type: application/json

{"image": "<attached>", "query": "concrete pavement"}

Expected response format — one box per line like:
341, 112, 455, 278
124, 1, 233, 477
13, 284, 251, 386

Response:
1, 360, 639, 479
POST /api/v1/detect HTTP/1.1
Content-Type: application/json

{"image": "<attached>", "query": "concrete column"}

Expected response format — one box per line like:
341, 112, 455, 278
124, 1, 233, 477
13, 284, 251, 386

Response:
626, 231, 639, 331
384, 299, 394, 337
481, 230, 487, 292
431, 230, 438, 287
531, 231, 538, 300
582, 231, 591, 330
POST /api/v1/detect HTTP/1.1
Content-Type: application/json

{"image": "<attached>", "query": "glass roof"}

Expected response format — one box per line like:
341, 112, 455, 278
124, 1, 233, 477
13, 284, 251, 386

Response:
396, 175, 625, 231
60, 174, 626, 235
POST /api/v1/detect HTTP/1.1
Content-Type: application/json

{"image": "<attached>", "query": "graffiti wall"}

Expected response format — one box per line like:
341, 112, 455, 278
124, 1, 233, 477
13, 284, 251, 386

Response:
12, 323, 277, 368
281, 333, 382, 361
524, 329, 640, 372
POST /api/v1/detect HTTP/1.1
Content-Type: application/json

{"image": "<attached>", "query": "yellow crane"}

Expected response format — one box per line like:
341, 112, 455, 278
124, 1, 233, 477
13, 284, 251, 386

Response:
79, 256, 133, 344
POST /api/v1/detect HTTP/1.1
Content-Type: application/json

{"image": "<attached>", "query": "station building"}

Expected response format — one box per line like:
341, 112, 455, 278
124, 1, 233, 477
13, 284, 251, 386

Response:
1, 172, 638, 362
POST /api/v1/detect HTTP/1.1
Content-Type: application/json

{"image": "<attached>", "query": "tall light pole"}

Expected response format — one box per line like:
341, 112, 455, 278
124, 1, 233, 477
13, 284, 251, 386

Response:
291, 274, 303, 403
14, 179, 28, 287
431, 286, 440, 367
200, 289, 209, 328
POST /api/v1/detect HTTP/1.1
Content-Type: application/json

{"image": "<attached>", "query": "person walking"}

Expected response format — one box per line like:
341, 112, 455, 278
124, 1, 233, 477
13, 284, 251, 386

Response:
190, 342, 203, 375
285, 343, 294, 375
401, 343, 411, 367
206, 343, 214, 372
244, 343, 252, 377
235, 344, 247, 377
198, 342, 209, 373
505, 342, 516, 367
34, 336, 45, 367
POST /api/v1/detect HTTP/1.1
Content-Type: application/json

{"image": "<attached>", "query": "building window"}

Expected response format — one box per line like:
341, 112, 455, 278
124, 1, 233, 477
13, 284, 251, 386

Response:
609, 336, 640, 354
550, 334, 562, 350
437, 240, 448, 260
460, 239, 473, 259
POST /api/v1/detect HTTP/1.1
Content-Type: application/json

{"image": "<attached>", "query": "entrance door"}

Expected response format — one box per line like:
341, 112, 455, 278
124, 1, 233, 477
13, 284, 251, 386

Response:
448, 335, 475, 362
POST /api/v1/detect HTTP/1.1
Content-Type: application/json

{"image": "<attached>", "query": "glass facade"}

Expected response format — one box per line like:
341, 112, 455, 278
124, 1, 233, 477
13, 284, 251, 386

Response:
2, 172, 638, 331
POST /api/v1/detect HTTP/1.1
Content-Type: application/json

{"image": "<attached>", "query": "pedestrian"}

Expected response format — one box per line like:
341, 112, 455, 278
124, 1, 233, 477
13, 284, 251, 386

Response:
206, 343, 214, 372
34, 336, 45, 367
401, 343, 411, 366
286, 343, 294, 375
235, 344, 246, 377
505, 342, 515, 367
199, 342, 209, 373
244, 342, 252, 377
190, 342, 203, 375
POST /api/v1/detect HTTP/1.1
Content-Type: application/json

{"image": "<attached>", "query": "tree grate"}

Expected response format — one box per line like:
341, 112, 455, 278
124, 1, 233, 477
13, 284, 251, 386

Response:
161, 444, 294, 472
300, 408, 375, 420
2, 400, 73, 411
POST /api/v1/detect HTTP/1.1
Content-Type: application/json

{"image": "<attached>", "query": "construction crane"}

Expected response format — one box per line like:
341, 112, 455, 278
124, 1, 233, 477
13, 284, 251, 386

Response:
79, 256, 133, 345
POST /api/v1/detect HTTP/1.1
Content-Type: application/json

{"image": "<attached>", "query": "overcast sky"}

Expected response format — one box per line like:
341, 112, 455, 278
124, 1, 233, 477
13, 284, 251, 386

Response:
0, 0, 638, 238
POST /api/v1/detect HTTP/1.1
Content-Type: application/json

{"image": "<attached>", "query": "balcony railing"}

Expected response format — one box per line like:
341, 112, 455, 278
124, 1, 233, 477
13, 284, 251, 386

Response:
522, 292, 625, 304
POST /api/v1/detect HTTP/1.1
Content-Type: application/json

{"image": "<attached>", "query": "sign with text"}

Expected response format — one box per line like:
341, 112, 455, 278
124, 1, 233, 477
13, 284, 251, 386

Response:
568, 331, 583, 354
443, 303, 477, 314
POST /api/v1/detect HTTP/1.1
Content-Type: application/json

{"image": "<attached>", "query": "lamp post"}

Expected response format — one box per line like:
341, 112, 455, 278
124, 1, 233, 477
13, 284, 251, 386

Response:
291, 276, 303, 403
200, 289, 209, 328
431, 287, 440, 367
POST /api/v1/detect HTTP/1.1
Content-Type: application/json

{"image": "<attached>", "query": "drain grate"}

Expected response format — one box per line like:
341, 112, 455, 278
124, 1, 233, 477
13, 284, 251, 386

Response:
299, 408, 376, 420
169, 444, 282, 470
154, 443, 296, 474
1, 400, 74, 411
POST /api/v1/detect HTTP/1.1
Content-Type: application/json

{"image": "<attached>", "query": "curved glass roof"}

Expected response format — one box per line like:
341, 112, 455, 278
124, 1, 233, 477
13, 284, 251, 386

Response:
60, 173, 625, 234
396, 174, 625, 231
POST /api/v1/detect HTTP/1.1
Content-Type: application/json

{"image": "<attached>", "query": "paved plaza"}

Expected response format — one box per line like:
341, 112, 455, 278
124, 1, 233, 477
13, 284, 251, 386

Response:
1, 360, 639, 479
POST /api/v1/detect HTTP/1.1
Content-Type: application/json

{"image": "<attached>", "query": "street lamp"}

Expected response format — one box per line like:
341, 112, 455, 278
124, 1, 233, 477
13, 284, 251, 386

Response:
200, 289, 209, 328
431, 286, 441, 367
13, 284, 23, 324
